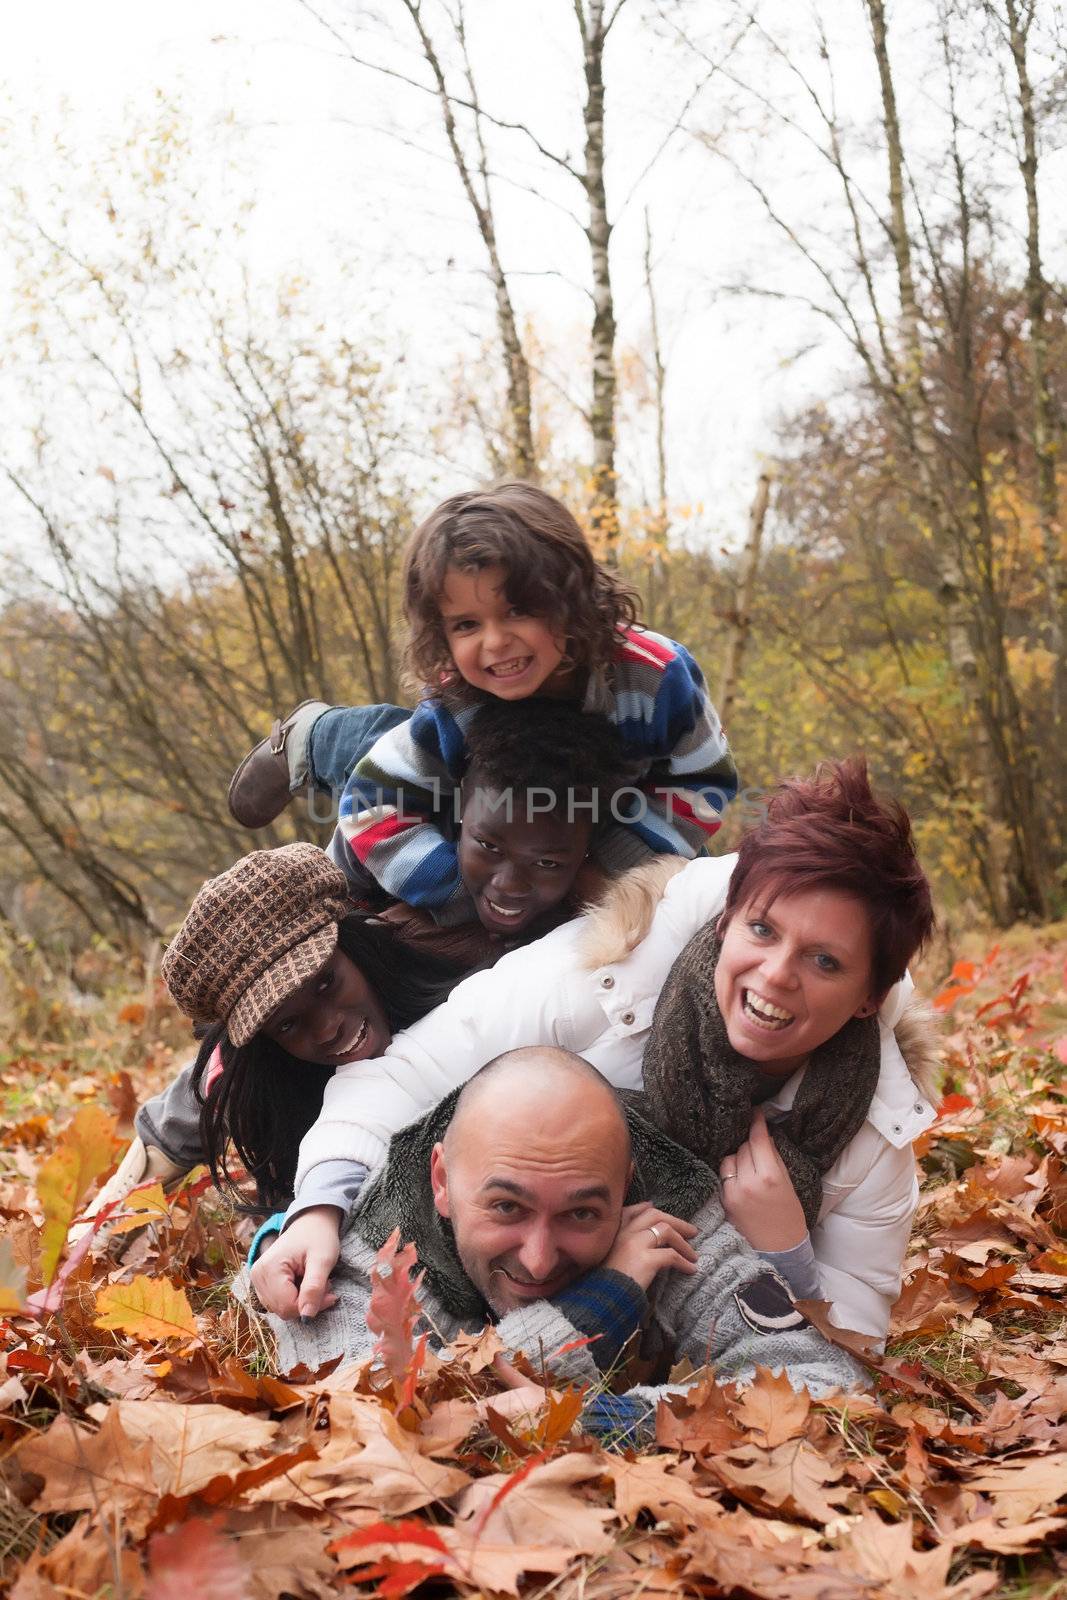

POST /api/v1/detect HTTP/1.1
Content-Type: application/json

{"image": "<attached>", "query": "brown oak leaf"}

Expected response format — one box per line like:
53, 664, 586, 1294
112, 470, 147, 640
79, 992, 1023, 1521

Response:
92, 1399, 278, 1497
16, 1406, 158, 1538
712, 1437, 851, 1524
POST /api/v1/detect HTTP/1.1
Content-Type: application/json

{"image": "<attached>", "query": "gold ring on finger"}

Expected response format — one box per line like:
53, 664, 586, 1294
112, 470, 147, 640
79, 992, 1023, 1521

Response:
648, 1223, 663, 1246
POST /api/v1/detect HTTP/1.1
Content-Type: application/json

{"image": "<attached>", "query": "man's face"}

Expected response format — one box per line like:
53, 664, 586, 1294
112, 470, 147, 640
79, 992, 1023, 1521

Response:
430, 1091, 631, 1314
458, 782, 593, 938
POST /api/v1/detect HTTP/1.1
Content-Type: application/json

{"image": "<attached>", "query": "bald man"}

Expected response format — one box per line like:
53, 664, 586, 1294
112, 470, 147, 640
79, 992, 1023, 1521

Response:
257, 1048, 865, 1437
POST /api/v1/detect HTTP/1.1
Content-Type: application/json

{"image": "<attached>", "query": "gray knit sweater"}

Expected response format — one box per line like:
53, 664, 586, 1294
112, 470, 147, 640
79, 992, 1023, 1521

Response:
268, 1191, 867, 1441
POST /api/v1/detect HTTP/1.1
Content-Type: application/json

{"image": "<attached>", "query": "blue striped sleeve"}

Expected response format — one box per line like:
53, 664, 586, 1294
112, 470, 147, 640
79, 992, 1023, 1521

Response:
551, 1268, 647, 1372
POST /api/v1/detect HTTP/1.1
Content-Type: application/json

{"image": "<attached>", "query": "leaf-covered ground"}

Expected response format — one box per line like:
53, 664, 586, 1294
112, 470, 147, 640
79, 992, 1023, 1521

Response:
2, 931, 1067, 1600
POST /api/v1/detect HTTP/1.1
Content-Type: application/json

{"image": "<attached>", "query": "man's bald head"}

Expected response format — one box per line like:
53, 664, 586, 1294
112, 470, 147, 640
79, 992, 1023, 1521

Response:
445, 1047, 630, 1163
430, 1048, 634, 1314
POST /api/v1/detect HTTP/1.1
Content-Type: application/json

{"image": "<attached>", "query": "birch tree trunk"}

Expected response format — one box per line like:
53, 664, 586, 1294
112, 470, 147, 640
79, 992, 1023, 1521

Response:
576, 0, 621, 547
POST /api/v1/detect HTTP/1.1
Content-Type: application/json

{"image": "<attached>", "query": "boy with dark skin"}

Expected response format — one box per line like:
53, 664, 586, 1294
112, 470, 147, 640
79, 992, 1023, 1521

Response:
332, 697, 632, 958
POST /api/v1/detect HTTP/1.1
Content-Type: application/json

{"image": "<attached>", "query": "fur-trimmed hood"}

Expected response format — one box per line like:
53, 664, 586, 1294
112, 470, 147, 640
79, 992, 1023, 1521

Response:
893, 993, 941, 1105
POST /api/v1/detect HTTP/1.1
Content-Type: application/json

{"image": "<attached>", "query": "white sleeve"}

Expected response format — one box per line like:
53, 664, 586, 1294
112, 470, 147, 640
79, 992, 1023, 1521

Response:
293, 922, 584, 1189
652, 854, 736, 943
812, 1141, 919, 1345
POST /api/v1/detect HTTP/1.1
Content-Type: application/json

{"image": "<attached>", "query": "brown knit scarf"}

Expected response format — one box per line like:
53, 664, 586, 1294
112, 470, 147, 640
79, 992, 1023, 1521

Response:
639, 918, 881, 1231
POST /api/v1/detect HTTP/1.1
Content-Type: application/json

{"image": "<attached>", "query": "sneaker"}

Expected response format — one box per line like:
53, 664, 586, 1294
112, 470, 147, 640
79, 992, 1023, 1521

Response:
67, 1137, 189, 1247
227, 699, 329, 829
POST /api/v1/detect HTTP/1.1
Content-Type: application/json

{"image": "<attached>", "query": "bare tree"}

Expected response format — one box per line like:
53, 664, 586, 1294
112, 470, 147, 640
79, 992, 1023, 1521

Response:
681, 0, 1057, 920
576, 0, 627, 541
301, 0, 633, 537
0, 195, 418, 944
399, 0, 538, 481
990, 0, 1066, 800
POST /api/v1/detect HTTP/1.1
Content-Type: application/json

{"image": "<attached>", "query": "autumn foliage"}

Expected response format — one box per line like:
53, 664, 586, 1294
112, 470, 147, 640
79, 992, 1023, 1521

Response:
2, 934, 1067, 1597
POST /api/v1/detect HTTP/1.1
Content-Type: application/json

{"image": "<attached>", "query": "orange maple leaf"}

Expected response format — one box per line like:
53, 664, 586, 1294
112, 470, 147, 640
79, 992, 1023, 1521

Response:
94, 1273, 198, 1342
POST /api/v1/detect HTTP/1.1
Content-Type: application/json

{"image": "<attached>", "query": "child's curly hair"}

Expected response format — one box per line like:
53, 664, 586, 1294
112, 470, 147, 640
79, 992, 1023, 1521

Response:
403, 481, 640, 702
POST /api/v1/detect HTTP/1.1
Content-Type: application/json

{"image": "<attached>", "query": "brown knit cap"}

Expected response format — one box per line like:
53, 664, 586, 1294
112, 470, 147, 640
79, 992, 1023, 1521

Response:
160, 843, 352, 1047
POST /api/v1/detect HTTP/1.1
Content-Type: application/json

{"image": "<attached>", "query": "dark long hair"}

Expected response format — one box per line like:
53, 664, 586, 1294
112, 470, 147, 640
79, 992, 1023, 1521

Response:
191, 913, 462, 1212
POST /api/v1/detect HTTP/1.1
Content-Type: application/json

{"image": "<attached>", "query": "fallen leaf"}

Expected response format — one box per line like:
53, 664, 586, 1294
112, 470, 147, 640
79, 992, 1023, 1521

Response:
453, 1451, 616, 1551
221, 1508, 337, 1600
712, 1437, 851, 1524
107, 1180, 171, 1235
0, 1235, 28, 1312
730, 1365, 812, 1446
656, 1375, 745, 1453
604, 1452, 721, 1529
95, 1399, 279, 1497
966, 1453, 1067, 1524
10, 1518, 145, 1600
366, 1228, 424, 1381
36, 1104, 117, 1284
890, 1267, 980, 1336
249, 1390, 469, 1514
146, 1518, 253, 1600
16, 1406, 158, 1536
948, 1514, 1067, 1552
837, 1507, 999, 1598
94, 1273, 198, 1341
443, 1324, 507, 1373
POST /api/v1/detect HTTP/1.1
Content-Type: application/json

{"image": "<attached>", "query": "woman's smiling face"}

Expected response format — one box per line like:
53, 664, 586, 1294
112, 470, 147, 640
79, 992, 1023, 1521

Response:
713, 887, 880, 1076
259, 951, 390, 1066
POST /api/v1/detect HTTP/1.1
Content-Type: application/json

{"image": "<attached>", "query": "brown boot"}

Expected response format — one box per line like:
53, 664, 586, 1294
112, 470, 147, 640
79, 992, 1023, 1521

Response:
227, 700, 329, 829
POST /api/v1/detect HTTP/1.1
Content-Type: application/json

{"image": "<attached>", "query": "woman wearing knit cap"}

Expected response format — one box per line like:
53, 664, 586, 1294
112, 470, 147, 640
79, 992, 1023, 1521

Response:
73, 843, 462, 1243
254, 759, 938, 1345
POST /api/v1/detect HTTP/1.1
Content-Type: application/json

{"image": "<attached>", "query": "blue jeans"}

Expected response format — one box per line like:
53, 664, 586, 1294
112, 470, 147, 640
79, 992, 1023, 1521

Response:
306, 703, 410, 793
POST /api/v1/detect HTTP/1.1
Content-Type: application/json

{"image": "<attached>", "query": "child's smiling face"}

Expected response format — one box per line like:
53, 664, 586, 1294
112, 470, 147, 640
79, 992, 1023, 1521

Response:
438, 564, 571, 700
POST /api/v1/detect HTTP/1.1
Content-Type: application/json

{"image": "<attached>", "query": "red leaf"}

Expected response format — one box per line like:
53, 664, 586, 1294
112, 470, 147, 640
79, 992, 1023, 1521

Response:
329, 1520, 451, 1560
7, 1349, 51, 1376
366, 1230, 425, 1382
353, 1559, 451, 1596
146, 1518, 252, 1600
554, 1332, 600, 1356
934, 982, 973, 1012
937, 1093, 974, 1117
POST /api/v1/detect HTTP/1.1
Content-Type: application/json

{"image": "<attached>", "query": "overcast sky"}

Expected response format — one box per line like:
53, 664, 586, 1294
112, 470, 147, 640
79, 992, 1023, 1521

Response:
4, 0, 1065, 555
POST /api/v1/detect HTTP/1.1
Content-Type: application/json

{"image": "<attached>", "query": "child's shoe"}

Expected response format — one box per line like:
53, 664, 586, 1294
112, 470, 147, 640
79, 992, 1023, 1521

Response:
68, 1136, 189, 1246
227, 700, 328, 828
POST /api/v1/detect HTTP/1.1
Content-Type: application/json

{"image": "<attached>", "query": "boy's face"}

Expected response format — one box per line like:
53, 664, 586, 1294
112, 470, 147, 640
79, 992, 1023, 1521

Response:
438, 564, 571, 700
458, 781, 593, 937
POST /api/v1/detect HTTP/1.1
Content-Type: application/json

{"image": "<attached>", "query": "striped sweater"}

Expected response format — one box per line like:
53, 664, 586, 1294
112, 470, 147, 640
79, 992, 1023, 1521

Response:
333, 626, 738, 920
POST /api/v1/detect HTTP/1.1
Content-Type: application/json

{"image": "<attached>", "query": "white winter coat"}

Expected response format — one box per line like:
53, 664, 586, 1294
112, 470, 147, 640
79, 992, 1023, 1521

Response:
295, 854, 938, 1340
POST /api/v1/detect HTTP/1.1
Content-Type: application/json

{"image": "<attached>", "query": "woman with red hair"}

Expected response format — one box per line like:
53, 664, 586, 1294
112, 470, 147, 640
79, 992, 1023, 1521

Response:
638, 757, 937, 1338
254, 758, 937, 1344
